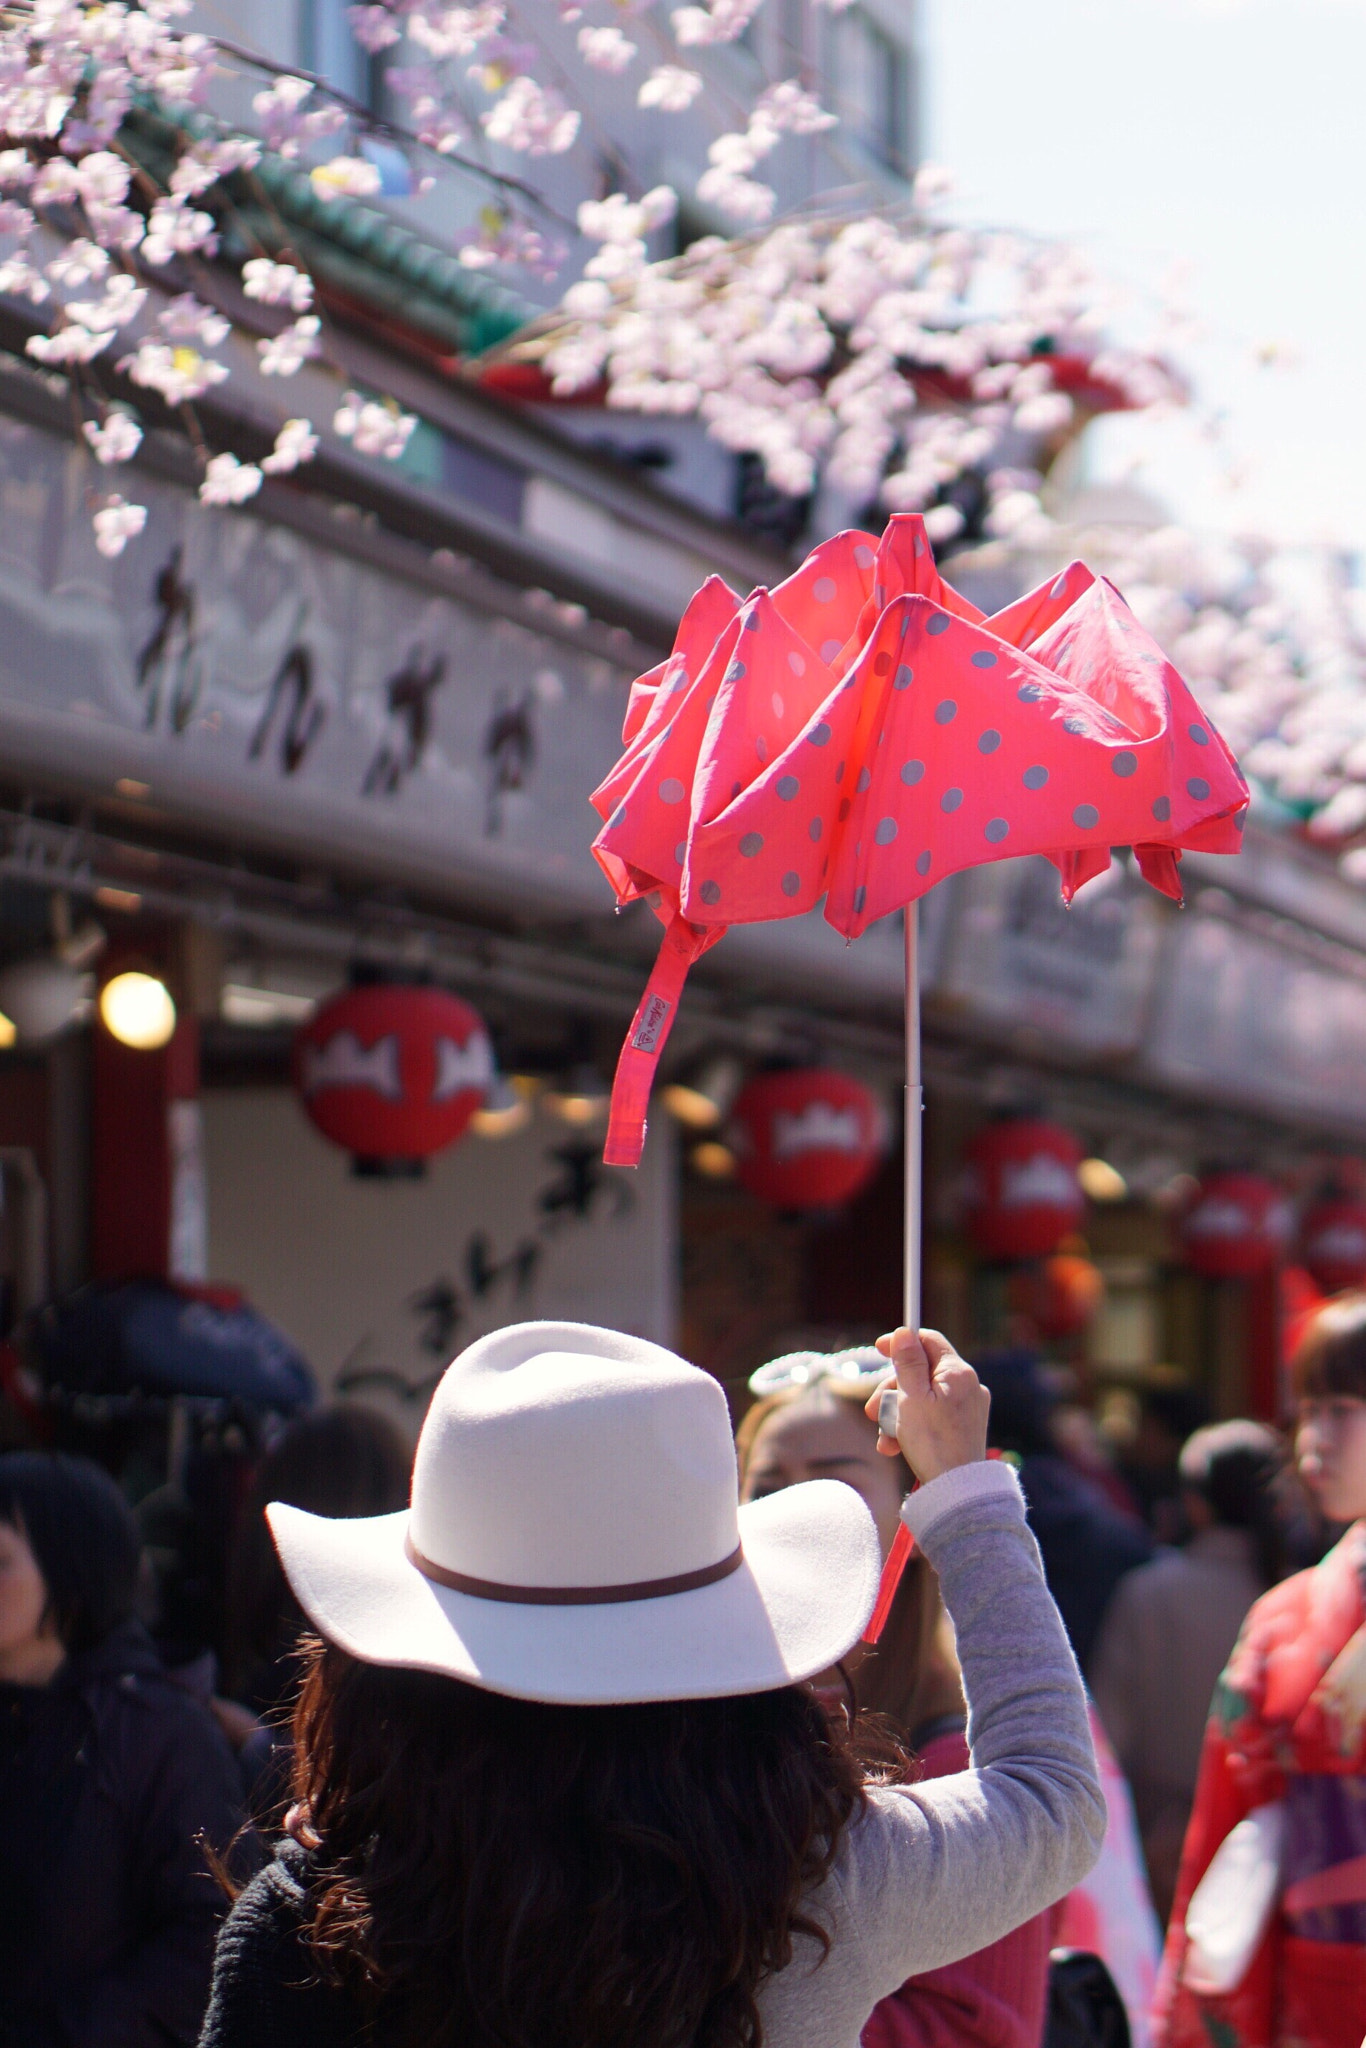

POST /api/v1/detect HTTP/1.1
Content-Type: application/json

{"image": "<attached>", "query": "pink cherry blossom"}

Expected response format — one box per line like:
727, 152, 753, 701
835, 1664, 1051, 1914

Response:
199, 452, 263, 505
82, 412, 143, 464
92, 496, 147, 558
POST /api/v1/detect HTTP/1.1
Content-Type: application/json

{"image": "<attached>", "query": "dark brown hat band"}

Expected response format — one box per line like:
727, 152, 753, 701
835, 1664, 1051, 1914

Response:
404, 1530, 744, 1606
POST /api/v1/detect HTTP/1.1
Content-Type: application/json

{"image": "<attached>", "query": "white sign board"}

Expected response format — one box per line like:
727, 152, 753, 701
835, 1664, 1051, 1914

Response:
202, 1087, 677, 1430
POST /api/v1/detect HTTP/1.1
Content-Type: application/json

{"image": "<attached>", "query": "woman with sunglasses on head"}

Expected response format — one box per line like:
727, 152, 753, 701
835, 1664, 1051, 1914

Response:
1156, 1296, 1366, 2048
739, 1347, 1059, 2048
200, 1319, 1102, 2048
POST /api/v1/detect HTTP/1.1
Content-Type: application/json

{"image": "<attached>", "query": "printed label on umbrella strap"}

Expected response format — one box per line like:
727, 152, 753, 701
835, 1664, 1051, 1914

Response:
630, 994, 672, 1054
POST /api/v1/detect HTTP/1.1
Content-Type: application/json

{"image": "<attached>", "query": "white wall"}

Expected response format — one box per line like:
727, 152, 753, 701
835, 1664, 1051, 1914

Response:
202, 1087, 677, 1431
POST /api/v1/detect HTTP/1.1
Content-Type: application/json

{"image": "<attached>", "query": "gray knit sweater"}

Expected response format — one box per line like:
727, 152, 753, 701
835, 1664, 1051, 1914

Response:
200, 1460, 1102, 2048
755, 1457, 1105, 2044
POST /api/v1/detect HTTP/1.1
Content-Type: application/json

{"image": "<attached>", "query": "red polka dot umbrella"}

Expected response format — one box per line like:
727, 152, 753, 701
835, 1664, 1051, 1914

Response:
592, 512, 1248, 1322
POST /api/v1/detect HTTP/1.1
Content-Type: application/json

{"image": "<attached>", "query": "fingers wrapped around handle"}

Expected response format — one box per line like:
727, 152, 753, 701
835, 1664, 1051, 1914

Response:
866, 1327, 991, 1484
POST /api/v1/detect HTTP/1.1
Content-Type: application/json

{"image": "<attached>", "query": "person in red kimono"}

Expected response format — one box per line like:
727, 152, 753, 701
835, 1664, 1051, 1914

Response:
1155, 1294, 1366, 2048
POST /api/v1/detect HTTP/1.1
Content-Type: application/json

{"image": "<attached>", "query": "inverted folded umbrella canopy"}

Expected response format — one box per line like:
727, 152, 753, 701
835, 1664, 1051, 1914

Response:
592, 513, 1248, 1321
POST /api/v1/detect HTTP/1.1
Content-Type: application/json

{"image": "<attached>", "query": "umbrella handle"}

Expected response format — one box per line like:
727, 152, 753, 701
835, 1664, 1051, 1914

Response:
903, 902, 922, 1332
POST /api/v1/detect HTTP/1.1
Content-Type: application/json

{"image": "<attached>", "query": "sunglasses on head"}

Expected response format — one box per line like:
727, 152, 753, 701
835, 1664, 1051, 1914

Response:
748, 1349, 886, 1398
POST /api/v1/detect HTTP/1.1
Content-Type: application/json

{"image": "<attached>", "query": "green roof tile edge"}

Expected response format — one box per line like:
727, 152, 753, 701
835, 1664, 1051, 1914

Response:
120, 99, 535, 356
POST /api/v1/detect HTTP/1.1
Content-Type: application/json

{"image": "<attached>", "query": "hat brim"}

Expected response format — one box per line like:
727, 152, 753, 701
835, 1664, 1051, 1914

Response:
267, 1480, 882, 1706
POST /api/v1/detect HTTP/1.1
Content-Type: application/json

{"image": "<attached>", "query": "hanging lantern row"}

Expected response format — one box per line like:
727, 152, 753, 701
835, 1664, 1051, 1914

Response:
287, 987, 1366, 1287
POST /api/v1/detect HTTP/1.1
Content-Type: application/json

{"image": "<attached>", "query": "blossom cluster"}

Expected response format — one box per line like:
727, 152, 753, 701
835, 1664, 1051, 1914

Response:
543, 199, 1177, 513
988, 518, 1366, 878
0, 0, 1173, 655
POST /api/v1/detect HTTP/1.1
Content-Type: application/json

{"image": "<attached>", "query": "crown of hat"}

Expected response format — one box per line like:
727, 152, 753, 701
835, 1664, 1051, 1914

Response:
408, 1322, 740, 1595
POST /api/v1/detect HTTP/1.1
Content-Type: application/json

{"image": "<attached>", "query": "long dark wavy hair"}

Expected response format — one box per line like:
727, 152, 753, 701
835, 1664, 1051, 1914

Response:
288, 1633, 880, 2048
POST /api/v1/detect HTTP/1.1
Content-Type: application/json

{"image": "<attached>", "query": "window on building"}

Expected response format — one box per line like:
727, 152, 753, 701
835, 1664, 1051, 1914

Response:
305, 0, 380, 109
834, 9, 910, 174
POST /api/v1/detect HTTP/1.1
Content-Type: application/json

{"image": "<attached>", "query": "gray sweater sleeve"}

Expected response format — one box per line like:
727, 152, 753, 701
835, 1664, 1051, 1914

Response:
828, 1461, 1105, 2004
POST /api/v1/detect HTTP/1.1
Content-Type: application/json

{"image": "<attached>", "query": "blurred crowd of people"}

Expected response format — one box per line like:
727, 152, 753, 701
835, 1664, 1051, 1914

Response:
3, 1291, 1366, 2048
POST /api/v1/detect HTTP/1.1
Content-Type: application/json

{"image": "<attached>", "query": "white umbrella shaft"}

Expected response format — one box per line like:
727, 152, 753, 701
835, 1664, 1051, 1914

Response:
903, 902, 923, 1332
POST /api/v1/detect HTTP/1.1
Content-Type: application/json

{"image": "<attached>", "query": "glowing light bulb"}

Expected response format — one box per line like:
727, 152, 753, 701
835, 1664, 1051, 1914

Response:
1079, 1157, 1128, 1203
100, 971, 176, 1050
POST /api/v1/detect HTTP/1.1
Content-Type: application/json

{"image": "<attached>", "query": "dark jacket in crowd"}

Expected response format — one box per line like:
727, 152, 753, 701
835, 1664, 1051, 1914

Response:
199, 1841, 368, 2048
0, 1617, 250, 2048
981, 1348, 1153, 1674
1016, 1451, 1153, 1674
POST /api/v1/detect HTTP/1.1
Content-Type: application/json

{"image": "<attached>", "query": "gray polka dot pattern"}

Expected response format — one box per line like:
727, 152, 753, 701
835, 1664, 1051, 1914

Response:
941, 787, 963, 813
857, 766, 872, 792
1187, 777, 1210, 800
1023, 765, 1048, 790
927, 616, 951, 637
782, 871, 801, 897
901, 760, 925, 786
935, 700, 957, 724
1112, 752, 1137, 778
1189, 723, 1209, 746
808, 817, 822, 841
978, 729, 1002, 754
853, 885, 866, 912
659, 777, 686, 804
970, 650, 997, 669
777, 775, 799, 800
1152, 796, 1171, 822
916, 850, 932, 876
739, 832, 763, 857
984, 818, 1009, 843
674, 842, 686, 864
875, 817, 897, 846
808, 721, 831, 747
895, 665, 914, 690
1073, 804, 1099, 829
1063, 715, 1087, 736
700, 880, 721, 905
1018, 682, 1044, 702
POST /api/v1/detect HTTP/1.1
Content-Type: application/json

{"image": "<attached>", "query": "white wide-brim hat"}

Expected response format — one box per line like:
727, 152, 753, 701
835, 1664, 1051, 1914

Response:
269, 1320, 882, 1706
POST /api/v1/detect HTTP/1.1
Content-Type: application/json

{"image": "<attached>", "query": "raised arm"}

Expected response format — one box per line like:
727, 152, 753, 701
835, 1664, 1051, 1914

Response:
843, 1331, 1105, 2000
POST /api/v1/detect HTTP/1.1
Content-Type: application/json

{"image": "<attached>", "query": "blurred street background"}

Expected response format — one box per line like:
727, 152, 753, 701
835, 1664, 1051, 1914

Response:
0, 0, 1359, 1539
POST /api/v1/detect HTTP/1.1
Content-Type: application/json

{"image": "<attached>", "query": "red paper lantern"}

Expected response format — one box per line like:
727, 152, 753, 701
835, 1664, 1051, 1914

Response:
1299, 1198, 1366, 1295
730, 1069, 884, 1211
1178, 1172, 1292, 1280
293, 984, 493, 1164
962, 1119, 1084, 1262
1009, 1253, 1105, 1339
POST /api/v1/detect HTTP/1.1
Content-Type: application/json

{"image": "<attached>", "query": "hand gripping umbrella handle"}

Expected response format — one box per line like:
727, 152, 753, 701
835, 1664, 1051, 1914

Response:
604, 913, 717, 1168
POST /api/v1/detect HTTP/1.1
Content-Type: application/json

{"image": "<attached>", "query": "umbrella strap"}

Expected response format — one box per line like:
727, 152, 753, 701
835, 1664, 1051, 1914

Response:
605, 913, 718, 1168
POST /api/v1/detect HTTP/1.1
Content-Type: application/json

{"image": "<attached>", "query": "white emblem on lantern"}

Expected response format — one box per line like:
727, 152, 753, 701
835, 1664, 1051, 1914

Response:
999, 1155, 1079, 1209
433, 1032, 495, 1101
301, 1032, 402, 1099
772, 1103, 863, 1160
